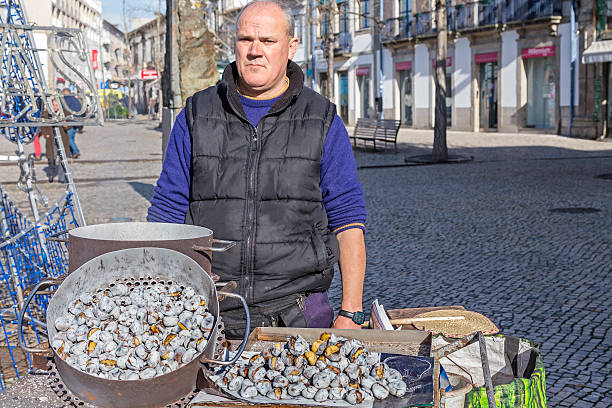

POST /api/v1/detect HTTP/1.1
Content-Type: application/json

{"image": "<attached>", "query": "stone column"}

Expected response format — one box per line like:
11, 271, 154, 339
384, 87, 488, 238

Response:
499, 30, 519, 132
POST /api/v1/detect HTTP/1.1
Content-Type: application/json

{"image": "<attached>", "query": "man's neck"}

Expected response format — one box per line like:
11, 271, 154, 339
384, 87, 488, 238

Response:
237, 76, 289, 100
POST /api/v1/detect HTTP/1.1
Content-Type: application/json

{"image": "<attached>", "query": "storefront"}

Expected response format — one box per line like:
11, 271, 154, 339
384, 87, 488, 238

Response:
523, 46, 556, 129
396, 61, 412, 126
582, 40, 612, 138
356, 65, 371, 119
475, 52, 498, 130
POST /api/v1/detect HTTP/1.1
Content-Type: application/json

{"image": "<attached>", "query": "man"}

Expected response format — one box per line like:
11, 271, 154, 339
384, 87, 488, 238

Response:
61, 88, 81, 158
148, 0, 366, 337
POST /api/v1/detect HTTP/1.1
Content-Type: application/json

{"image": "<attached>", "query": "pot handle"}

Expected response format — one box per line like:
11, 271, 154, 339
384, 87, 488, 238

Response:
18, 278, 61, 354
200, 291, 250, 366
192, 239, 236, 253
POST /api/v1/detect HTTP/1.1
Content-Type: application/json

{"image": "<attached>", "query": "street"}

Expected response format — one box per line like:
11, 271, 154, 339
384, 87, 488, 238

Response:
0, 119, 610, 406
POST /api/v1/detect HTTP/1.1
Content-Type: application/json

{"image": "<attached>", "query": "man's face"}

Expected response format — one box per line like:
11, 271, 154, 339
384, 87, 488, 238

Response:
235, 3, 298, 95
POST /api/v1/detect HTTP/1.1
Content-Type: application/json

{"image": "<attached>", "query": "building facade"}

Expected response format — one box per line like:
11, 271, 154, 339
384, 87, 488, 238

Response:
51, 0, 103, 87
101, 20, 128, 84
203, 0, 604, 139
380, 0, 603, 139
580, 1, 612, 139
127, 15, 165, 115
23, 0, 103, 89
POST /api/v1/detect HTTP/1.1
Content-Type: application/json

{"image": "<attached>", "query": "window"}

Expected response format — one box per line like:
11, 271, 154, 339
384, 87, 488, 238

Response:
399, 0, 412, 36
321, 13, 329, 38
338, 1, 349, 34
360, 0, 370, 29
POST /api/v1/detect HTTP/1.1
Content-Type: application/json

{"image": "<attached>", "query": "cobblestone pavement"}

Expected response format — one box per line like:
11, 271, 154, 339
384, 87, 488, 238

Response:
1, 121, 611, 406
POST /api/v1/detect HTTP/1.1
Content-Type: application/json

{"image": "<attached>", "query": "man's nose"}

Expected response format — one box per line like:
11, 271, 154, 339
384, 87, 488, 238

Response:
248, 40, 263, 57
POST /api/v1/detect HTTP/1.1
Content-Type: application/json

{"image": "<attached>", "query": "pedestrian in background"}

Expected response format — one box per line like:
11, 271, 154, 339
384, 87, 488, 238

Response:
41, 99, 70, 183
148, 95, 157, 120
61, 88, 81, 158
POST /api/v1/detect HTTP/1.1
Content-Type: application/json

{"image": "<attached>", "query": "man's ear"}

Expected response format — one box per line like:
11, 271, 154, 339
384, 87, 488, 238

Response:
288, 37, 299, 60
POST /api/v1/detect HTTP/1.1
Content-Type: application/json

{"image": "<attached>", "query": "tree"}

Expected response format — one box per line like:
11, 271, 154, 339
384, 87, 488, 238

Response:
432, 0, 448, 162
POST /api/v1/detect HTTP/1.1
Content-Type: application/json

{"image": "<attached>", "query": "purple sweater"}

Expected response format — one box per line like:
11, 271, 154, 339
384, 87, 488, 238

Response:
147, 93, 366, 235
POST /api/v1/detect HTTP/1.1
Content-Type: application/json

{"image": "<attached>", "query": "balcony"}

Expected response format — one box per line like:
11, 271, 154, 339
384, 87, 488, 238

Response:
335, 32, 352, 54
503, 0, 561, 24
315, 32, 352, 56
452, 4, 475, 30
382, 14, 413, 41
478, 1, 498, 26
413, 12, 435, 37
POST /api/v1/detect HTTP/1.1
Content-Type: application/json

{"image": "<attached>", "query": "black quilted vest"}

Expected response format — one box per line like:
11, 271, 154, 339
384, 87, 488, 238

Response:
184, 61, 339, 313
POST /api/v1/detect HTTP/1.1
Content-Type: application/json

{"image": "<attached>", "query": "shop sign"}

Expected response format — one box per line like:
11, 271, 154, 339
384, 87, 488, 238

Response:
91, 49, 98, 70
474, 51, 498, 64
355, 66, 370, 76
521, 46, 555, 59
395, 61, 413, 71
431, 57, 452, 67
140, 69, 158, 79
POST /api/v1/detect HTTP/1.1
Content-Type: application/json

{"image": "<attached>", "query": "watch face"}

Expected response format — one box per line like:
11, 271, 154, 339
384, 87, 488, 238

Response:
353, 311, 366, 325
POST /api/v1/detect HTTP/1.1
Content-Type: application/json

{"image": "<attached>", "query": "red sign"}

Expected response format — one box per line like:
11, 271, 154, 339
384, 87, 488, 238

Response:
475, 51, 498, 64
395, 61, 412, 71
521, 46, 555, 59
91, 49, 98, 70
432, 57, 452, 67
355, 66, 370, 76
140, 69, 158, 79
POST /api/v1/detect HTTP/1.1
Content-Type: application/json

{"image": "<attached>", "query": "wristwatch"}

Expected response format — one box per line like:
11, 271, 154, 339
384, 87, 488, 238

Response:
338, 310, 366, 325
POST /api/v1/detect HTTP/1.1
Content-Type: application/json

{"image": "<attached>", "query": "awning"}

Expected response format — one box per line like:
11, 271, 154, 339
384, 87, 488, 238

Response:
582, 40, 612, 64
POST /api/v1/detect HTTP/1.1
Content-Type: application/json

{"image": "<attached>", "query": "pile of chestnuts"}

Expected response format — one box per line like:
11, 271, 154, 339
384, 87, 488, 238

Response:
51, 277, 214, 380
216, 333, 407, 405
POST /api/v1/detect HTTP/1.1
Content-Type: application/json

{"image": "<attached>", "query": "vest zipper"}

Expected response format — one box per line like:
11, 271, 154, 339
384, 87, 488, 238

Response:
243, 124, 261, 302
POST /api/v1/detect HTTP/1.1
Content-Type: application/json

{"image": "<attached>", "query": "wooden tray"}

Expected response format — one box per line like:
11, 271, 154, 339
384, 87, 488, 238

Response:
191, 327, 433, 407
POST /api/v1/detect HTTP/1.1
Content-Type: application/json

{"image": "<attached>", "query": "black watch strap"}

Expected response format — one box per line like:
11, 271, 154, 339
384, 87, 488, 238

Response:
338, 309, 366, 325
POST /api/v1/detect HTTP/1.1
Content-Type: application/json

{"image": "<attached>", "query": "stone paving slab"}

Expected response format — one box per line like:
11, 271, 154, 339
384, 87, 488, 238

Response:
0, 121, 610, 405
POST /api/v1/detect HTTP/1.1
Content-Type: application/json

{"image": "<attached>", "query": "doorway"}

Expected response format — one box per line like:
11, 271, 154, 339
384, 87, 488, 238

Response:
526, 57, 555, 129
357, 74, 371, 118
479, 62, 498, 130
318, 72, 328, 99
399, 69, 412, 125
338, 71, 349, 124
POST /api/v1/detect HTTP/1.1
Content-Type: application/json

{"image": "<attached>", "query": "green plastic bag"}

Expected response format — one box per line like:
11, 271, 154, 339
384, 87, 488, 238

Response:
433, 335, 546, 408
465, 350, 546, 408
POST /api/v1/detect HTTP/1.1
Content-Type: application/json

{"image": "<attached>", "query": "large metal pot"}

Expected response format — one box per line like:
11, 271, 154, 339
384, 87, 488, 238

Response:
19, 247, 249, 408
53, 222, 235, 276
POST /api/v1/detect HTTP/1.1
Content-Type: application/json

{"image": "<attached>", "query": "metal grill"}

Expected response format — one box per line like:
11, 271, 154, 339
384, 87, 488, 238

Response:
47, 360, 202, 408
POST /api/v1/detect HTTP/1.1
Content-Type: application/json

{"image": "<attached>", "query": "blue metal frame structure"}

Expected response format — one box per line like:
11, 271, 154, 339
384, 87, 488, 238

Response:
0, 0, 99, 386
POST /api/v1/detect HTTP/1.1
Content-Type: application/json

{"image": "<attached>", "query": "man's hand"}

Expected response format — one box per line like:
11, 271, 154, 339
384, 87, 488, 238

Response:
333, 314, 362, 330
332, 228, 366, 330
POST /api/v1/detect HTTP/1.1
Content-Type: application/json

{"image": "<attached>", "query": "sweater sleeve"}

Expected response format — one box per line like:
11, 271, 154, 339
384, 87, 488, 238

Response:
321, 115, 367, 234
147, 109, 191, 223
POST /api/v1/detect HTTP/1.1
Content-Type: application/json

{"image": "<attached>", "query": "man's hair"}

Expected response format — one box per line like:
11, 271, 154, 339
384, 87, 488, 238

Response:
61, 88, 71, 94
236, 1, 295, 37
